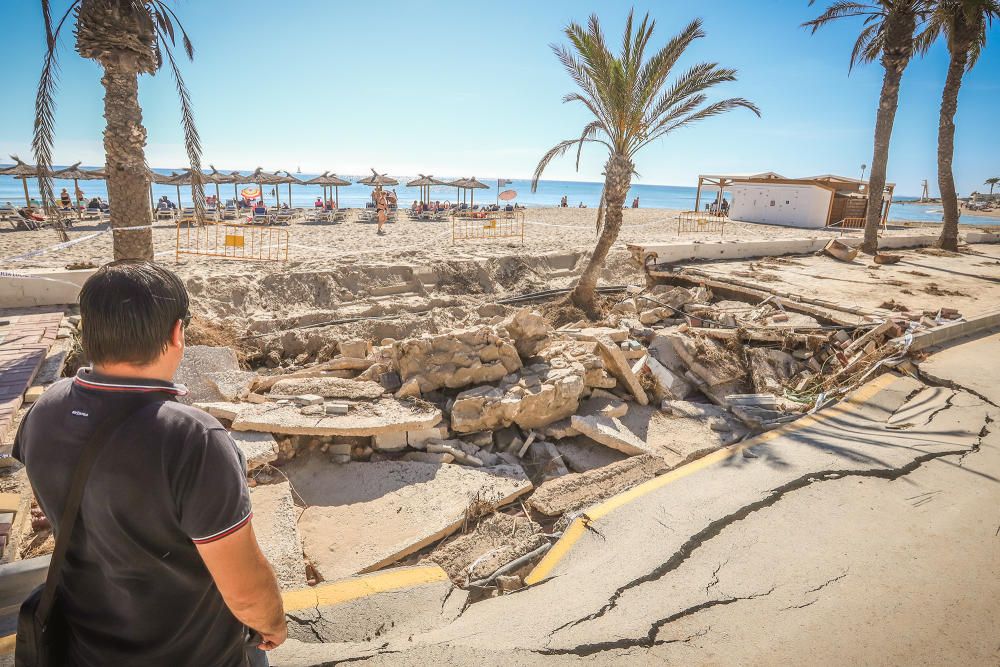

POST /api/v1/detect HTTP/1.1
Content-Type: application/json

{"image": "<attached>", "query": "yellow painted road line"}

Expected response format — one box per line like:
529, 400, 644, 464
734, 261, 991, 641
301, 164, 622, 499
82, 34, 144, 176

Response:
282, 564, 448, 613
526, 372, 899, 585
0, 566, 450, 655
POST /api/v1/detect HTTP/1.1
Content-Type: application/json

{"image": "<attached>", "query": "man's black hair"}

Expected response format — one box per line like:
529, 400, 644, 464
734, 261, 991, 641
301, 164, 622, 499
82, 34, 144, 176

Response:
79, 260, 189, 366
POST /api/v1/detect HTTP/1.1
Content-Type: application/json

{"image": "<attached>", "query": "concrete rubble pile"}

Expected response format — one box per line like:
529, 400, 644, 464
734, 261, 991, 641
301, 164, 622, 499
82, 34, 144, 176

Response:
184, 280, 951, 594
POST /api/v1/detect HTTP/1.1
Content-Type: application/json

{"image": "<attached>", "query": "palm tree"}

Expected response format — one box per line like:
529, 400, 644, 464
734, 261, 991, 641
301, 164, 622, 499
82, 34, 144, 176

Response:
919, 0, 998, 250
984, 177, 999, 196
533, 12, 759, 314
804, 1, 928, 254
33, 0, 205, 261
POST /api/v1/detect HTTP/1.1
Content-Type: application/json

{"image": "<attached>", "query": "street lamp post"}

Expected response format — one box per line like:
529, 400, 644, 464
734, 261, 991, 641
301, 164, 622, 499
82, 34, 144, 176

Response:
859, 163, 867, 182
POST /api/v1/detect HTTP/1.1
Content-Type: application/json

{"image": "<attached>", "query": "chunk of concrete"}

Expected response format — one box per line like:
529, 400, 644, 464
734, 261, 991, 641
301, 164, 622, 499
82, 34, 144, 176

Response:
570, 414, 650, 456
595, 336, 649, 405
502, 308, 553, 358
285, 455, 532, 580
206, 370, 257, 402
521, 440, 570, 484
231, 399, 442, 437
642, 355, 694, 401
230, 431, 278, 470
578, 394, 629, 419
528, 454, 668, 516
555, 436, 629, 473
194, 401, 243, 421
402, 451, 454, 464
250, 482, 307, 590
268, 376, 385, 400
175, 345, 240, 405
393, 326, 522, 393
339, 339, 370, 359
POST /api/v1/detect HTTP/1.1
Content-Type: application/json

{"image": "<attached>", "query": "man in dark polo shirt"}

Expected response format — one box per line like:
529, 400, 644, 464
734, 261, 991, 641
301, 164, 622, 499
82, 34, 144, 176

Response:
14, 261, 286, 666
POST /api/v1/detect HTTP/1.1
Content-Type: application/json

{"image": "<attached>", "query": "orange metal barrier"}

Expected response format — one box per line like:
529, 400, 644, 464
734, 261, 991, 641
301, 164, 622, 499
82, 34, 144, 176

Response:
676, 211, 726, 235
175, 222, 289, 261
452, 210, 524, 243
834, 217, 866, 229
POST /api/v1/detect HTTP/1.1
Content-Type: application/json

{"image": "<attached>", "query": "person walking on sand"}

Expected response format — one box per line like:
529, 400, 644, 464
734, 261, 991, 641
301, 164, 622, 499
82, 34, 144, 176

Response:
13, 261, 286, 666
375, 187, 388, 234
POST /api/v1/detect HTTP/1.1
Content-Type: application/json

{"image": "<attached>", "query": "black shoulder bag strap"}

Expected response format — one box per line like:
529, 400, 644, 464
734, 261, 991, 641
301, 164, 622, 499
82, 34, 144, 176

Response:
16, 391, 171, 667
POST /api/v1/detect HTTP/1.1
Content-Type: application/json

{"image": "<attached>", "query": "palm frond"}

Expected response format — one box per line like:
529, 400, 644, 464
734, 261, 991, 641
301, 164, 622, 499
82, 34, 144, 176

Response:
803, 1, 879, 33
849, 21, 884, 69
161, 42, 205, 222
31, 0, 79, 241
575, 120, 606, 170
532, 139, 586, 191
639, 97, 761, 152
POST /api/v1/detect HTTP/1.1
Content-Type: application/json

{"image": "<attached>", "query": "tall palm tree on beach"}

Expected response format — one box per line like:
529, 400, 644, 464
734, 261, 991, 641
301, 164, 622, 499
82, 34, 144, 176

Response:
804, 0, 928, 254
33, 0, 204, 260
533, 12, 759, 314
986, 177, 1000, 196
914, 1, 1000, 248
919, 0, 998, 250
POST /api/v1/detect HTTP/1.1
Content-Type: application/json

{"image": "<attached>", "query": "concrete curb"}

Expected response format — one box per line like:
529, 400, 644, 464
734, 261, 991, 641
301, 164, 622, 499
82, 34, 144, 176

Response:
525, 373, 899, 585
282, 564, 449, 613
0, 563, 450, 656
627, 231, 999, 267
894, 308, 1000, 352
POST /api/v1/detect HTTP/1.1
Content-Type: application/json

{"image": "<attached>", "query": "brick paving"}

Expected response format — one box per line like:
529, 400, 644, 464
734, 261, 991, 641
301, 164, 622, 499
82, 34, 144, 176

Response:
0, 310, 62, 441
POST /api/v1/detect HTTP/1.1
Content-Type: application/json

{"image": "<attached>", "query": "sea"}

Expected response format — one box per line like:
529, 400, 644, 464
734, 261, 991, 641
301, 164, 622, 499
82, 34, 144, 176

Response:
2, 167, 996, 226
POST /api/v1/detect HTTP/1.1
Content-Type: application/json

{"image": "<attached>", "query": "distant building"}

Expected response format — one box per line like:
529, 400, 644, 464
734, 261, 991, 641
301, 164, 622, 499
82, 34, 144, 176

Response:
694, 173, 895, 229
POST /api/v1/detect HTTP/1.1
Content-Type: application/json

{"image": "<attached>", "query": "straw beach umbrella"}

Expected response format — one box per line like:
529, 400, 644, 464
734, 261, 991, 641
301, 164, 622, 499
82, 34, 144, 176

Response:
462, 177, 489, 208
1, 156, 42, 207
406, 174, 448, 206
357, 170, 398, 187
358, 170, 399, 207
305, 172, 351, 208
278, 171, 304, 208
203, 165, 235, 207
248, 168, 287, 207
52, 162, 106, 218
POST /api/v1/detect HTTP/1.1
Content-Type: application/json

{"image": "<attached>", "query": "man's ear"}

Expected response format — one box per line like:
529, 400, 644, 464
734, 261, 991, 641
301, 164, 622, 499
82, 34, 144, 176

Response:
170, 319, 184, 349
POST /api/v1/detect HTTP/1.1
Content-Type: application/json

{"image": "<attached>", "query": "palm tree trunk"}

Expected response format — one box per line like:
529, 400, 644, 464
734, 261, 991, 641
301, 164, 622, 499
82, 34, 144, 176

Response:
936, 40, 970, 252
102, 61, 153, 261
862, 63, 905, 254
569, 154, 632, 314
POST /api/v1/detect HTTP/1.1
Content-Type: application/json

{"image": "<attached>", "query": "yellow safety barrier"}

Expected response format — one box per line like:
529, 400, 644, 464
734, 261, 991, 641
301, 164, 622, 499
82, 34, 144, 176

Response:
451, 210, 524, 244
175, 222, 289, 261
676, 211, 726, 235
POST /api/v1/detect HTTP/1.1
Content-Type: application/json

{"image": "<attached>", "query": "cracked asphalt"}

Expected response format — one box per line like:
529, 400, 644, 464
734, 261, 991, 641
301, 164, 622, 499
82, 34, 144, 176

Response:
272, 331, 1000, 666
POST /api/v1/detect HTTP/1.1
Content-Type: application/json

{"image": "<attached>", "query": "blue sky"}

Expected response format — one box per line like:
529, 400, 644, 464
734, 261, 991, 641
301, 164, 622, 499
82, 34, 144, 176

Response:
0, 0, 997, 197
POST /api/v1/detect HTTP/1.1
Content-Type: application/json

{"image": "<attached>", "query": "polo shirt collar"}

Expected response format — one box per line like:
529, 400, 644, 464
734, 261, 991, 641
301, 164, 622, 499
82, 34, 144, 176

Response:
74, 367, 189, 396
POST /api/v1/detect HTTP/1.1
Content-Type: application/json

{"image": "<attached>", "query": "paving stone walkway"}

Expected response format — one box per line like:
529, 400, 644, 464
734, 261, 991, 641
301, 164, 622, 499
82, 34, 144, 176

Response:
0, 310, 62, 440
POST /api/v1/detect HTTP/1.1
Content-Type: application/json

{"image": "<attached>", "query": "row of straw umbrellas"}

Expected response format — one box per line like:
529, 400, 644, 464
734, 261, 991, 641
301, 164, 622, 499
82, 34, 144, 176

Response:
1, 156, 494, 212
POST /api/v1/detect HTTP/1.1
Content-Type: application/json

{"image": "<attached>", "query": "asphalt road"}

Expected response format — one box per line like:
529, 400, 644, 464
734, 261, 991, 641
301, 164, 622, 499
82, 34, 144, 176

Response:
272, 330, 1000, 666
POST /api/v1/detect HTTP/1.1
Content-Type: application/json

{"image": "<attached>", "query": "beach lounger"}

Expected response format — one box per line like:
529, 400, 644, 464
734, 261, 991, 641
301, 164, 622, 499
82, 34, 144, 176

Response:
251, 208, 272, 225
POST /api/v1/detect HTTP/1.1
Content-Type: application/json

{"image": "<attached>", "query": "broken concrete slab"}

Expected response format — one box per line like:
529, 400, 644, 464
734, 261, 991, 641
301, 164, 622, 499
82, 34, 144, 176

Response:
206, 369, 257, 402
285, 455, 532, 580
641, 355, 694, 401
578, 394, 629, 419
194, 401, 243, 421
450, 361, 587, 433
268, 376, 385, 400
528, 454, 668, 517
563, 327, 629, 343
595, 336, 649, 405
570, 414, 650, 456
230, 431, 278, 470
175, 345, 241, 405
231, 399, 442, 437
521, 440, 570, 484
277, 565, 464, 652
393, 326, 522, 393
250, 482, 307, 590
555, 436, 629, 473
422, 513, 546, 582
